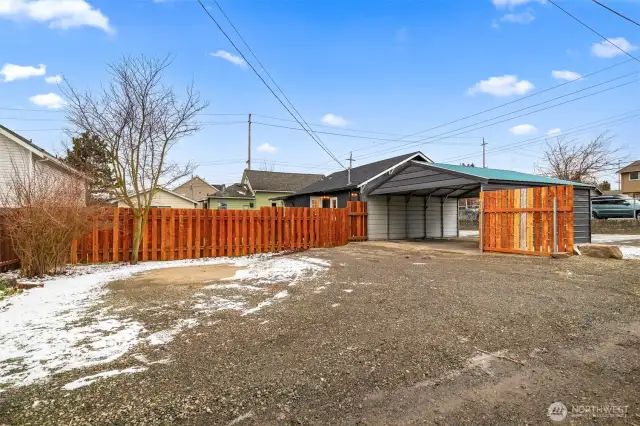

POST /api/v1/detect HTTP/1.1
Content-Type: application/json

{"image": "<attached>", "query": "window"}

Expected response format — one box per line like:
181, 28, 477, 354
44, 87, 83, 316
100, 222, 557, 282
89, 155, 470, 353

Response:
310, 197, 321, 208
249, 202, 255, 208
630, 171, 639, 180
271, 202, 277, 207
218, 201, 227, 210
331, 198, 338, 208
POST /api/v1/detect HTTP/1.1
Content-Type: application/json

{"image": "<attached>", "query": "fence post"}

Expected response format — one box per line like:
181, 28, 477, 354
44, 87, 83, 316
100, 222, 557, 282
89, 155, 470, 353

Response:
479, 198, 484, 252
553, 196, 558, 253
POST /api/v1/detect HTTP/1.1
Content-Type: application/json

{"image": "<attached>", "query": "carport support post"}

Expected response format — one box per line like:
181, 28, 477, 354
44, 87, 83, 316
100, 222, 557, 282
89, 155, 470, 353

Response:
423, 196, 427, 239
440, 197, 444, 239
553, 197, 558, 253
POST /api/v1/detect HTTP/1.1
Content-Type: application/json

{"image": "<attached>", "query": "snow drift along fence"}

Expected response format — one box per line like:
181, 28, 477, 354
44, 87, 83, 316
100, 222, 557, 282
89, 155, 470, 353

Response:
479, 185, 574, 256
70, 206, 349, 264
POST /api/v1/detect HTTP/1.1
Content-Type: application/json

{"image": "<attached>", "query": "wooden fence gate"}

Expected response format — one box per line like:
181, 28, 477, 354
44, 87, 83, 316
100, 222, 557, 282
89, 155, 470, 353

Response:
347, 201, 368, 241
479, 185, 574, 256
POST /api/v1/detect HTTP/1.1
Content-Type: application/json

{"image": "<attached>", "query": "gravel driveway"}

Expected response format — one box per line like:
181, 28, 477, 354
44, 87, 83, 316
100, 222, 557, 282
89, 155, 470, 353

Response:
1, 244, 639, 425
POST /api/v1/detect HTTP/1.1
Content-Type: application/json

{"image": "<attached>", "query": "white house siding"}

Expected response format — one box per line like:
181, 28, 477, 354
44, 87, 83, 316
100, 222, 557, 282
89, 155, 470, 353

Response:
0, 133, 32, 203
367, 195, 458, 240
117, 190, 196, 209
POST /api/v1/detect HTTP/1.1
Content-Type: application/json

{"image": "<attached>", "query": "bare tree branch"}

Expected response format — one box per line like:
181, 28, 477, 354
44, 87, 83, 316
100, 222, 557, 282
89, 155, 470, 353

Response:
61, 54, 209, 264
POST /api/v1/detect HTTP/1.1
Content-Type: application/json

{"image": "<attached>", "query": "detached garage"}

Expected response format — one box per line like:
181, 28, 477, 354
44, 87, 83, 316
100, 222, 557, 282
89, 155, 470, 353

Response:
361, 161, 595, 245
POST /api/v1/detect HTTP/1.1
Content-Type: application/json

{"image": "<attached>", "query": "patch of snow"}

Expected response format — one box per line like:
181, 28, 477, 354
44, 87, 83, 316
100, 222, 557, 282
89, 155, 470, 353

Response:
342, 289, 353, 293
460, 230, 479, 238
224, 256, 328, 285
192, 295, 246, 315
241, 300, 274, 316
132, 354, 172, 365
592, 234, 640, 243
620, 246, 640, 259
331, 303, 340, 308
273, 290, 289, 299
62, 366, 148, 390
229, 411, 254, 425
412, 263, 427, 265
0, 257, 237, 389
204, 283, 264, 292
147, 318, 200, 346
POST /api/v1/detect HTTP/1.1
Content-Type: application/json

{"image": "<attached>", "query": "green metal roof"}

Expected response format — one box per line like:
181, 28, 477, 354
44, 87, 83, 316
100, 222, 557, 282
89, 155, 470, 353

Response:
429, 163, 593, 187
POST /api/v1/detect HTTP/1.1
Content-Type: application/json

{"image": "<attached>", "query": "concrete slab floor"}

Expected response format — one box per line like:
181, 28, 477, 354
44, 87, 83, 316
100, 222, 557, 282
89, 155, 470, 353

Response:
361, 238, 482, 255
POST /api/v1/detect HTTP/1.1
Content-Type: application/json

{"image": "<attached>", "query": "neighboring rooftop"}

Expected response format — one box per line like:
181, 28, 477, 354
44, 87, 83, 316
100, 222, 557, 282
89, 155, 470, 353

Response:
618, 160, 640, 174
428, 163, 593, 187
208, 183, 254, 199
292, 152, 430, 195
243, 170, 324, 192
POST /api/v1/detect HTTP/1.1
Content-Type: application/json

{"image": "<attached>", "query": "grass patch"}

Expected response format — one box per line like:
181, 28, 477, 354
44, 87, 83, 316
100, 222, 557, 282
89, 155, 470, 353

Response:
0, 279, 19, 301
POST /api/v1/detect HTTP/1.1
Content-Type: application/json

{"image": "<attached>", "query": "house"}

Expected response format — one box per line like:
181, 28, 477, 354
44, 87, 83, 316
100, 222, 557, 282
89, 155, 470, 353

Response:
110, 187, 198, 209
278, 152, 431, 208
0, 124, 86, 206
174, 176, 224, 201
241, 170, 324, 208
618, 160, 640, 197
203, 183, 254, 210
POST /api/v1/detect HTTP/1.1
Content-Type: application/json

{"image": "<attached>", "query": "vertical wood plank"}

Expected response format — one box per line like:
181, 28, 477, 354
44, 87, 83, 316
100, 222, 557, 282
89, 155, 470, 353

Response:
256, 209, 262, 254
262, 207, 269, 253
112, 208, 119, 263
151, 209, 158, 261
566, 185, 574, 253
241, 210, 248, 255
249, 210, 255, 255
210, 211, 217, 257
219, 210, 226, 257
227, 210, 234, 257
141, 213, 148, 262
302, 208, 308, 249
195, 209, 201, 258
527, 188, 534, 252
557, 186, 566, 253
270, 206, 276, 252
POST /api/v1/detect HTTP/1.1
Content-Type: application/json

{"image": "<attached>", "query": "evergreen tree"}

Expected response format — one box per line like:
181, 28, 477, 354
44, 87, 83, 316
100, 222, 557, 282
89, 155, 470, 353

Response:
64, 131, 115, 201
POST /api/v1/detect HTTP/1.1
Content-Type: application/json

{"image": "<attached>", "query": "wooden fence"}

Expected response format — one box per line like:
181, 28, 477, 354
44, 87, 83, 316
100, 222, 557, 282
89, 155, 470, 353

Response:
347, 201, 368, 241
0, 221, 19, 272
480, 185, 574, 256
71, 206, 350, 264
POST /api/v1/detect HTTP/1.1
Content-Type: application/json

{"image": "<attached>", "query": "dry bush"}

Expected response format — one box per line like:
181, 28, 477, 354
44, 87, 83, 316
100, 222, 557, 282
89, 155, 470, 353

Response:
0, 162, 99, 277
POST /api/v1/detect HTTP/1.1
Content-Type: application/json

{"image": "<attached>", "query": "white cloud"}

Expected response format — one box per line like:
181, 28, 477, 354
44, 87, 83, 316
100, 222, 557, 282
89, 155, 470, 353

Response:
44, 74, 62, 84
320, 113, 348, 127
467, 75, 534, 97
501, 9, 535, 24
0, 63, 46, 82
591, 37, 638, 58
493, 0, 545, 8
210, 50, 247, 69
0, 0, 112, 33
29, 92, 65, 109
551, 70, 582, 81
547, 128, 561, 136
509, 124, 538, 135
257, 143, 277, 153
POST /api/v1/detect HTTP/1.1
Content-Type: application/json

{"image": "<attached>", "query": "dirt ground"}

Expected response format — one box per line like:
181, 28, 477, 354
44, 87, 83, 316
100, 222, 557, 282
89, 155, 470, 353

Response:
2, 243, 640, 425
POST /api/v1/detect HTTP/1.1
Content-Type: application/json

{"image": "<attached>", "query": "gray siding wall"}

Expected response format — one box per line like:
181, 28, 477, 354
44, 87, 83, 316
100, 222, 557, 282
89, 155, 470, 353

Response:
368, 195, 458, 240
574, 188, 591, 244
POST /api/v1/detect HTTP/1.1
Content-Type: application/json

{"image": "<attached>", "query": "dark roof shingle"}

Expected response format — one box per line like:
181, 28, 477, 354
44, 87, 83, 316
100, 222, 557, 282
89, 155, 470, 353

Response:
292, 152, 428, 195
244, 170, 324, 192
619, 160, 640, 174
208, 183, 254, 199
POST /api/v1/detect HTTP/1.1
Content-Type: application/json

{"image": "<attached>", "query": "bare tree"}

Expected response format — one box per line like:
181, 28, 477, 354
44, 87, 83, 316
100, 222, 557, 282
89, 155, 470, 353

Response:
259, 160, 275, 172
537, 132, 620, 184
63, 55, 208, 264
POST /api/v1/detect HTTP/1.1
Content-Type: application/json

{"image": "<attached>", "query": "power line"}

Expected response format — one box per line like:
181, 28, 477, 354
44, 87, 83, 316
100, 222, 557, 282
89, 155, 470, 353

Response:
591, 0, 640, 29
354, 75, 638, 161
252, 121, 482, 144
548, 0, 640, 64
195, 0, 345, 168
442, 110, 640, 163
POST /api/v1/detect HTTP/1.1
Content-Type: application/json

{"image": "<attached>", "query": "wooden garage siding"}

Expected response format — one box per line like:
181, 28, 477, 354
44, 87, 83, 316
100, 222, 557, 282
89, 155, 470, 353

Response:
367, 196, 457, 240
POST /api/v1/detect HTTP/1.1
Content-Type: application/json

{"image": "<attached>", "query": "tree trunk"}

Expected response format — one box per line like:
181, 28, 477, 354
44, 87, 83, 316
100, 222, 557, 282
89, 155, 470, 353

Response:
130, 212, 144, 265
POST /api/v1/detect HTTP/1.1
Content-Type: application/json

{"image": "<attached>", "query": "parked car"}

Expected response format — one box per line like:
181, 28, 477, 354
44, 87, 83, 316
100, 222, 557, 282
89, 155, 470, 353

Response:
592, 195, 640, 219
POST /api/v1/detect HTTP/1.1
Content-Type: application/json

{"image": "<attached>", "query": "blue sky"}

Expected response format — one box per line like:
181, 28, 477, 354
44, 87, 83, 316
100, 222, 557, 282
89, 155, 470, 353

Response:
1, 0, 639, 187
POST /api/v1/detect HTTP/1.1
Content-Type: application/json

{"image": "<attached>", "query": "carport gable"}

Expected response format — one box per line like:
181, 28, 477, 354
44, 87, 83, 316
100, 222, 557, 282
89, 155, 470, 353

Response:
364, 161, 488, 197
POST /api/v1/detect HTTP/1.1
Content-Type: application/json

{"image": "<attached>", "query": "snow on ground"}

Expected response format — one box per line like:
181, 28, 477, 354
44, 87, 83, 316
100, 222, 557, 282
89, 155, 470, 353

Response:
620, 246, 640, 260
0, 254, 329, 390
591, 234, 640, 243
62, 366, 148, 390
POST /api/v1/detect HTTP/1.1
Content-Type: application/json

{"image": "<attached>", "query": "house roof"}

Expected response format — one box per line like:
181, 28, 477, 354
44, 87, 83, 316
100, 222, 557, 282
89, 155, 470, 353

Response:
175, 176, 222, 191
291, 152, 431, 196
0, 124, 86, 178
619, 160, 640, 174
207, 183, 254, 200
428, 163, 594, 187
243, 170, 324, 192
108, 187, 198, 204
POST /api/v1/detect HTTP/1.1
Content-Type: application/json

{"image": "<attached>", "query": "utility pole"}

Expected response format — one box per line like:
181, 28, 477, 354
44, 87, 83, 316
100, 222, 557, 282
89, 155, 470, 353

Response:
247, 113, 252, 170
481, 138, 488, 168
618, 160, 622, 190
346, 151, 355, 185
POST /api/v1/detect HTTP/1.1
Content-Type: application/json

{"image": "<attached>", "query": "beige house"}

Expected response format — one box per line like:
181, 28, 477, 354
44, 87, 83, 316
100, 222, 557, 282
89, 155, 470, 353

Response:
0, 124, 86, 207
111, 187, 198, 209
619, 161, 640, 197
174, 176, 223, 201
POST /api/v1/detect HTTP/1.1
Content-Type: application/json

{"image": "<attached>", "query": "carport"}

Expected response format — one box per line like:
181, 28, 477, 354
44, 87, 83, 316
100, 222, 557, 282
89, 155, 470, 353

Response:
359, 161, 593, 245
